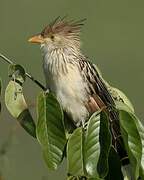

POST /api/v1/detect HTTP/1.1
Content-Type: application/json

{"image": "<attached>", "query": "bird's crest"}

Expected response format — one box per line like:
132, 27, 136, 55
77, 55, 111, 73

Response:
41, 16, 86, 38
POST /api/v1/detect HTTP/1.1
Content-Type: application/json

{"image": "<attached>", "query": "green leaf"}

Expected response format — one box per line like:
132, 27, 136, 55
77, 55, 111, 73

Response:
115, 101, 134, 114
105, 147, 123, 180
17, 109, 36, 137
5, 64, 36, 138
97, 112, 111, 178
84, 111, 101, 178
109, 87, 134, 113
84, 111, 111, 178
67, 127, 84, 176
119, 110, 142, 179
132, 116, 144, 179
36, 92, 66, 170
116, 102, 144, 179
5, 81, 27, 117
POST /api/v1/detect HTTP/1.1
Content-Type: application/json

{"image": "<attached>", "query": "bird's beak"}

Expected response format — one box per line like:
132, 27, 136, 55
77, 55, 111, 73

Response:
28, 34, 44, 44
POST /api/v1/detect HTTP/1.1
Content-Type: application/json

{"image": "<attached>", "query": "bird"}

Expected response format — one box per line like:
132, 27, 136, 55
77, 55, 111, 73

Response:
28, 16, 129, 165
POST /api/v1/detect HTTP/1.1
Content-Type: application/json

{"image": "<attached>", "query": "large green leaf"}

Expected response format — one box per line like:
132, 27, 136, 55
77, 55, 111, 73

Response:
85, 111, 111, 178
5, 64, 36, 137
119, 110, 142, 179
131, 115, 144, 179
36, 92, 66, 170
67, 127, 84, 176
5, 80, 27, 117
116, 102, 144, 179
84, 111, 101, 178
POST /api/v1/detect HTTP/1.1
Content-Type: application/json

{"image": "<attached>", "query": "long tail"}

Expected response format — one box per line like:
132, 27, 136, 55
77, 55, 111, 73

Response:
122, 164, 134, 180
109, 109, 129, 165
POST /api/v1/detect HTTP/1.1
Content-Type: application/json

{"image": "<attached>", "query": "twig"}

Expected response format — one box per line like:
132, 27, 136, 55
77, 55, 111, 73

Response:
0, 53, 46, 91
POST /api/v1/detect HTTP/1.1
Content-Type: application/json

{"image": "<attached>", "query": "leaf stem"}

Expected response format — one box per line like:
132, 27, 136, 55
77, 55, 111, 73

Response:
0, 53, 46, 91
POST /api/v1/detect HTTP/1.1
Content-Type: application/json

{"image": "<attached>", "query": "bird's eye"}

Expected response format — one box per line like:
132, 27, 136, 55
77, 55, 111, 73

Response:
50, 35, 54, 40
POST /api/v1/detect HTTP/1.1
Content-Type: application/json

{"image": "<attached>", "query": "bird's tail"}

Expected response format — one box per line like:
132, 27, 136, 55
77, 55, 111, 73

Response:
121, 164, 134, 180
109, 109, 129, 166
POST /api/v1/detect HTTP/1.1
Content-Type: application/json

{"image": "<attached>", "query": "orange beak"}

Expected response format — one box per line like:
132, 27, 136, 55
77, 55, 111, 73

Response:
28, 34, 44, 44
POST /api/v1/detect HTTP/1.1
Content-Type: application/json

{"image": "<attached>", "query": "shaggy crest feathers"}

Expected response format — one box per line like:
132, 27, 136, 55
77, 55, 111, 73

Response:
41, 16, 86, 38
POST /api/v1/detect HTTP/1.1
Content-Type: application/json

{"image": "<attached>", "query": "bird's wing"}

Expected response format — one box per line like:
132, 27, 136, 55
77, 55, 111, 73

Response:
79, 58, 115, 109
78, 58, 129, 165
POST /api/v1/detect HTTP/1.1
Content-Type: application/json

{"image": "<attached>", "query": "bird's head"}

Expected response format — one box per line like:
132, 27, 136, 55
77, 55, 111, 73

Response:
28, 16, 86, 53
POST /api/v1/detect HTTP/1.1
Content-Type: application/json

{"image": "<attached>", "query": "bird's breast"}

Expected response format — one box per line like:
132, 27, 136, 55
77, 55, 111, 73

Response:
44, 63, 89, 125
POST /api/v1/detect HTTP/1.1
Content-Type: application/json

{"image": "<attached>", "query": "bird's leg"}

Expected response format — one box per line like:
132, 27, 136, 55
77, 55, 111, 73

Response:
75, 119, 85, 128
81, 119, 86, 129
44, 88, 50, 94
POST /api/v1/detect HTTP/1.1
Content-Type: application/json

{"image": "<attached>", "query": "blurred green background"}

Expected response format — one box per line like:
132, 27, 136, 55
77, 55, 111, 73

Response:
0, 0, 144, 179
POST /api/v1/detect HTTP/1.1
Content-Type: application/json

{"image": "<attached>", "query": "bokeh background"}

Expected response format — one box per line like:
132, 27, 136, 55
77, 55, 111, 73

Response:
0, 0, 144, 179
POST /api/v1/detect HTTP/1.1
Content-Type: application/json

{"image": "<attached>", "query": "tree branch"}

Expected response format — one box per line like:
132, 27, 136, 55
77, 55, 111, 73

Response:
0, 53, 46, 91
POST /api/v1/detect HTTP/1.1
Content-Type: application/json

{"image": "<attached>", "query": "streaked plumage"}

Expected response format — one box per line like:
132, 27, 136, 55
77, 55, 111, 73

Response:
29, 16, 128, 164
